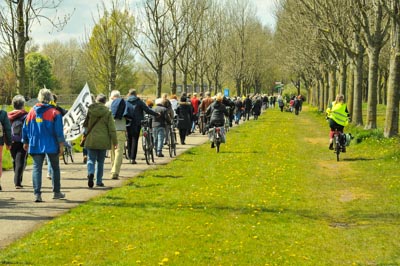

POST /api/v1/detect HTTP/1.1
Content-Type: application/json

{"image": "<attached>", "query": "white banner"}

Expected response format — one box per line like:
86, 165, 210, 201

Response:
63, 83, 92, 141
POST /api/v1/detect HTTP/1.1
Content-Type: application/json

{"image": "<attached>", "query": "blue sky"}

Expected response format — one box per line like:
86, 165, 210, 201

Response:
31, 0, 277, 46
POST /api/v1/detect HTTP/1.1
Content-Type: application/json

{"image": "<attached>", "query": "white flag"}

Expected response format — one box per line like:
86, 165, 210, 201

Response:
63, 83, 93, 141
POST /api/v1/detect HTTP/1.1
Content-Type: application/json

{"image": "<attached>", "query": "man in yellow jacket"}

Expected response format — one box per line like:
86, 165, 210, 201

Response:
326, 94, 350, 151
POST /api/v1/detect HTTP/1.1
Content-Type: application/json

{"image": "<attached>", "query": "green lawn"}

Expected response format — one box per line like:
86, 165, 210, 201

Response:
1, 106, 399, 265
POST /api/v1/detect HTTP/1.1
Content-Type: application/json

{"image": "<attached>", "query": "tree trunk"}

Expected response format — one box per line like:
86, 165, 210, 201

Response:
365, 47, 380, 129
384, 1, 400, 137
347, 62, 354, 116
157, 66, 163, 98
329, 68, 336, 102
171, 57, 177, 95
323, 71, 329, 110
352, 36, 365, 126
16, 0, 27, 96
319, 78, 325, 112
339, 58, 347, 96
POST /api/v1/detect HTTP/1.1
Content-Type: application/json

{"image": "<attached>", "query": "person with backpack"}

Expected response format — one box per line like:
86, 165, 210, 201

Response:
0, 102, 12, 191
7, 95, 28, 189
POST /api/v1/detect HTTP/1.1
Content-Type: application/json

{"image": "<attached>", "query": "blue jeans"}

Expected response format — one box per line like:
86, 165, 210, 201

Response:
152, 127, 165, 154
46, 155, 53, 178
32, 153, 61, 195
87, 149, 107, 185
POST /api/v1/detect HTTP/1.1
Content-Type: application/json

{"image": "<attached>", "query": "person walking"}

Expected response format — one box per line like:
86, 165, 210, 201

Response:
7, 95, 28, 189
243, 95, 252, 121
176, 95, 193, 145
277, 94, 284, 112
83, 94, 117, 188
22, 88, 66, 202
107, 90, 128, 180
190, 93, 200, 133
0, 105, 12, 191
152, 98, 171, 157
199, 91, 214, 132
125, 89, 159, 164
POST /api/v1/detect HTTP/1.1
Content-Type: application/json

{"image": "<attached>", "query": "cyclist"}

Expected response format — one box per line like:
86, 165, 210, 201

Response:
326, 94, 350, 151
206, 93, 229, 148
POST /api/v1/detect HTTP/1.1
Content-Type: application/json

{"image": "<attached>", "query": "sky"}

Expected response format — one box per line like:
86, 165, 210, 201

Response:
31, 0, 277, 46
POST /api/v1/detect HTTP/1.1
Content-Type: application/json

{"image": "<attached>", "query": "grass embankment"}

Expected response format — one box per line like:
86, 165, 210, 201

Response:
1, 106, 399, 265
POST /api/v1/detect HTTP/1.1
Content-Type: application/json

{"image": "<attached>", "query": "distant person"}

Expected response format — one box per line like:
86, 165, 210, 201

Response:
125, 89, 159, 164
243, 95, 252, 120
22, 88, 66, 202
83, 94, 117, 188
106, 90, 128, 180
277, 95, 284, 112
199, 91, 214, 128
8, 95, 28, 189
176, 95, 193, 145
190, 93, 200, 133
152, 98, 171, 157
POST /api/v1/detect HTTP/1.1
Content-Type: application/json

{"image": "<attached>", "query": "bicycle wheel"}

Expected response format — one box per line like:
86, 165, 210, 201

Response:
150, 132, 155, 163
334, 136, 340, 161
68, 147, 74, 163
63, 148, 69, 164
124, 140, 129, 159
172, 130, 177, 156
143, 134, 150, 165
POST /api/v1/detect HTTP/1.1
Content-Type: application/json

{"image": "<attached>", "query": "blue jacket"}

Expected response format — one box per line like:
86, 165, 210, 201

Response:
22, 103, 65, 154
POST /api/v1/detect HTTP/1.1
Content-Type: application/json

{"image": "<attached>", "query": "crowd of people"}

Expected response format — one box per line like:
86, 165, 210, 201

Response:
0, 88, 305, 202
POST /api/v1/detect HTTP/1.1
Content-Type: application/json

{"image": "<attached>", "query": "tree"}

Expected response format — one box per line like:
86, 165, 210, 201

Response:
25, 52, 53, 98
353, 0, 390, 129
42, 40, 89, 94
0, 0, 70, 95
83, 1, 136, 95
126, 0, 173, 98
384, 0, 400, 137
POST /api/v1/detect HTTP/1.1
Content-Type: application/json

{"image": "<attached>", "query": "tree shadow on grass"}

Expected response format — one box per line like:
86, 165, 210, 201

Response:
152, 174, 184, 179
342, 157, 375, 162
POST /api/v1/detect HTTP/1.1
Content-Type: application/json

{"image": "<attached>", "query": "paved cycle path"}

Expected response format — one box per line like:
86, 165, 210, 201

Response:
0, 132, 209, 249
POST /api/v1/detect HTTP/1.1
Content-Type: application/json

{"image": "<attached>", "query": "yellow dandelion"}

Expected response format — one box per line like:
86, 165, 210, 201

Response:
174, 251, 180, 256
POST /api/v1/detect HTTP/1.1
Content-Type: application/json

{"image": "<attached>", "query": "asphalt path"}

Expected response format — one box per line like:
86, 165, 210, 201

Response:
0, 131, 209, 250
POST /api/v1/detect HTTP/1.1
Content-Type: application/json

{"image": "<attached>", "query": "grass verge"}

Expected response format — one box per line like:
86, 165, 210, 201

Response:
0, 106, 399, 265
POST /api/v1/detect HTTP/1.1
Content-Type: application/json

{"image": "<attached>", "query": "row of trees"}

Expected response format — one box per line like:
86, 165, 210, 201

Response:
274, 0, 400, 137
0, 0, 277, 103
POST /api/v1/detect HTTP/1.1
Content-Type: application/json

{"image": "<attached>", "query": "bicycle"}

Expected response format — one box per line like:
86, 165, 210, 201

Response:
167, 119, 177, 157
332, 129, 347, 162
63, 141, 74, 164
141, 114, 154, 165
210, 126, 224, 153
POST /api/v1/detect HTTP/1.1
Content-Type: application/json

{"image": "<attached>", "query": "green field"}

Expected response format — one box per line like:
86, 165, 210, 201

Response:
0, 105, 399, 265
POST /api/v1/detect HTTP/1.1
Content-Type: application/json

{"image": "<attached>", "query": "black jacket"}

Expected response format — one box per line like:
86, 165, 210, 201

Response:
206, 101, 228, 127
